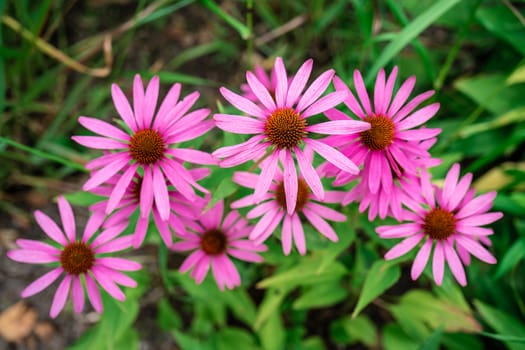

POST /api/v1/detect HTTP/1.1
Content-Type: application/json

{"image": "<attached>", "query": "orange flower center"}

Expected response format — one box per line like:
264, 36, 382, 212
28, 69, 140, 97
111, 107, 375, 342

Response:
264, 108, 307, 149
60, 242, 95, 275
129, 129, 165, 164
360, 115, 395, 151
423, 208, 456, 240
200, 229, 228, 255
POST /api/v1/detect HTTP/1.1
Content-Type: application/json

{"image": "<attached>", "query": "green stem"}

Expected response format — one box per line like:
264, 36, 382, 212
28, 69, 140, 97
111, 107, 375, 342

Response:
246, 0, 254, 70
0, 136, 87, 172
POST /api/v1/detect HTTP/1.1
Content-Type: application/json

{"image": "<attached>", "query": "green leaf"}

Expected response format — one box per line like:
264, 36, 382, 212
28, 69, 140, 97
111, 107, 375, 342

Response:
418, 326, 444, 350
200, 0, 250, 39
293, 281, 348, 310
257, 258, 347, 289
476, 5, 525, 56
342, 315, 377, 347
460, 107, 525, 138
62, 191, 105, 207
507, 62, 525, 85
494, 238, 525, 279
212, 328, 259, 350
254, 288, 289, 330
383, 324, 419, 350
474, 300, 525, 350
301, 336, 326, 350
352, 260, 401, 318
258, 310, 285, 350
171, 329, 212, 350
365, 0, 461, 84
146, 70, 216, 86
157, 298, 182, 331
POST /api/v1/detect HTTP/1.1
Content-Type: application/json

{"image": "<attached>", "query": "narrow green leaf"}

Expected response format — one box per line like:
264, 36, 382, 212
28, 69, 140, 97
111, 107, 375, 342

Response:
352, 260, 400, 318
254, 288, 289, 330
418, 326, 444, 350
258, 308, 285, 350
494, 238, 525, 279
476, 5, 525, 56
474, 300, 525, 350
365, 0, 461, 84
200, 0, 250, 39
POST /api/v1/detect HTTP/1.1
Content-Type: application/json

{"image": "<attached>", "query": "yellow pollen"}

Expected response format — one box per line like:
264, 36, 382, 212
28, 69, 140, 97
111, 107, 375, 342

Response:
60, 242, 95, 275
360, 115, 395, 151
200, 229, 228, 255
129, 129, 165, 164
264, 108, 307, 149
275, 178, 310, 212
423, 208, 456, 240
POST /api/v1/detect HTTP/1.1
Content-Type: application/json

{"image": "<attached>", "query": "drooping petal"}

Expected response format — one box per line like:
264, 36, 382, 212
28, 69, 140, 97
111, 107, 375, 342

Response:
291, 214, 306, 255
105, 164, 138, 214
50, 275, 72, 318
72, 276, 85, 313
384, 233, 424, 260
85, 274, 103, 313
21, 268, 63, 298
295, 146, 324, 200
82, 156, 130, 191
283, 149, 298, 215
152, 166, 170, 221
455, 236, 496, 264
281, 215, 293, 255
253, 150, 279, 202
306, 139, 359, 174
411, 238, 432, 280
432, 241, 445, 286
444, 240, 467, 286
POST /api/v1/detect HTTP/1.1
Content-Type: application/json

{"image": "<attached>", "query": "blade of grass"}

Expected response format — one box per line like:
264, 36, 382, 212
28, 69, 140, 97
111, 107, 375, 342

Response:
385, 0, 435, 83
0, 0, 6, 116
364, 0, 461, 84
200, 0, 250, 39
0, 136, 87, 172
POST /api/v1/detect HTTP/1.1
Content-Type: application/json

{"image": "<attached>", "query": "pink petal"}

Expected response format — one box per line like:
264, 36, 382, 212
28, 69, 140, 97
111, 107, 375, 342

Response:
227, 248, 264, 263
133, 74, 146, 129
142, 76, 160, 128
78, 116, 130, 141
92, 266, 126, 301
246, 71, 276, 110
72, 136, 127, 150
459, 212, 503, 226
168, 148, 216, 165
302, 207, 338, 241
353, 70, 372, 116
432, 241, 445, 285
8, 249, 59, 264
220, 87, 265, 118
212, 135, 265, 158
152, 166, 170, 221
447, 173, 473, 212
153, 82, 181, 129
200, 199, 224, 230
373, 69, 386, 115
444, 240, 467, 286
283, 149, 298, 214
15, 239, 61, 255
397, 128, 441, 141
91, 222, 128, 248
377, 223, 421, 238
171, 240, 200, 251
286, 59, 313, 107
83, 156, 130, 191
295, 146, 324, 200
306, 120, 370, 135
382, 67, 398, 113
97, 257, 142, 271
273, 57, 288, 107
384, 233, 424, 260
50, 275, 72, 318
57, 196, 76, 243
307, 202, 346, 222
392, 90, 434, 123
191, 255, 210, 284
249, 207, 281, 240
105, 164, 138, 214
253, 150, 279, 202
232, 171, 260, 189
112, 83, 138, 131
397, 103, 440, 131
139, 166, 154, 218
455, 192, 497, 219
333, 76, 365, 118
291, 214, 306, 255
368, 152, 382, 194
95, 235, 134, 254
296, 69, 335, 112
72, 276, 85, 313
306, 139, 359, 174
411, 238, 432, 280
21, 268, 63, 298
281, 215, 293, 255
455, 236, 496, 264
214, 114, 265, 134
85, 274, 103, 313
180, 250, 205, 273
387, 76, 415, 117
301, 91, 347, 118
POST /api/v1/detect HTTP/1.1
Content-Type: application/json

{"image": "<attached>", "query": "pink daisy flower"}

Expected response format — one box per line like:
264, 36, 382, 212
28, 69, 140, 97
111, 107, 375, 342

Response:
7, 196, 141, 318
72, 75, 215, 222
376, 163, 503, 286
323, 67, 441, 196
171, 200, 267, 290
88, 168, 209, 248
335, 138, 441, 221
213, 57, 370, 214
231, 157, 347, 255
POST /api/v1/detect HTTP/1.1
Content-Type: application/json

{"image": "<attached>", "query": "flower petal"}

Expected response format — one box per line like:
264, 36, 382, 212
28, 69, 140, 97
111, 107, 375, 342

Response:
220, 87, 265, 118
384, 233, 424, 260
50, 275, 72, 318
411, 238, 432, 280
21, 268, 63, 298
307, 139, 359, 174
78, 116, 130, 141
286, 59, 313, 107
432, 241, 445, 286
